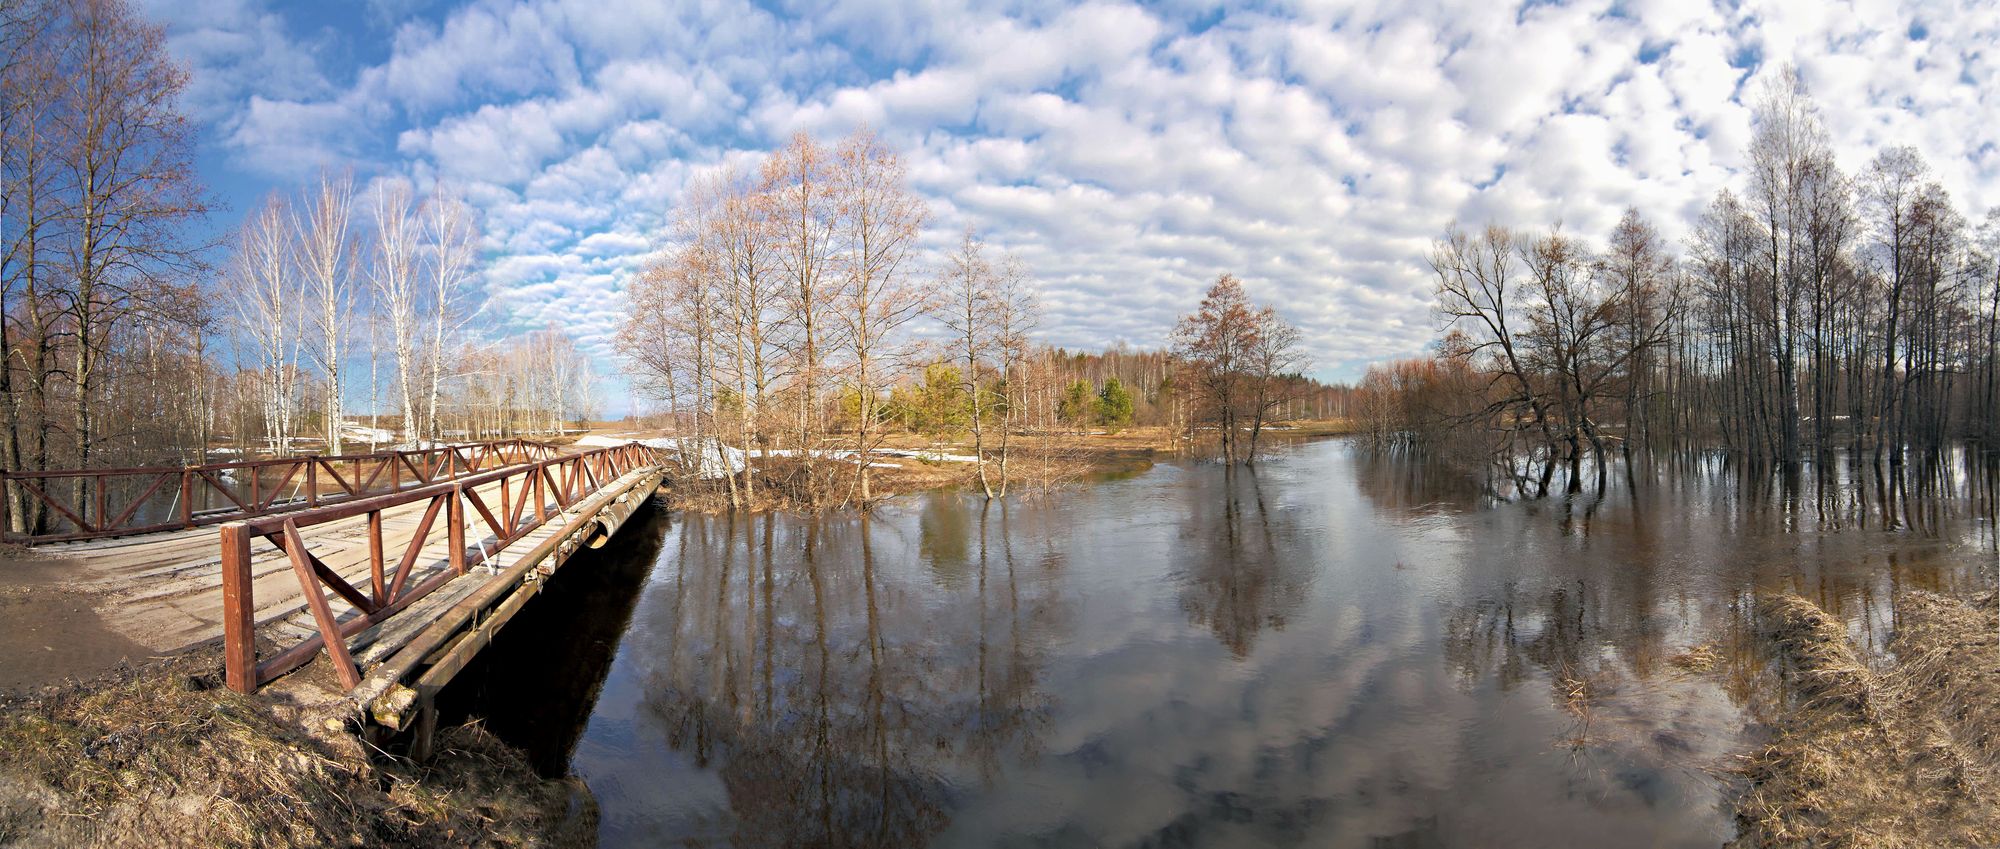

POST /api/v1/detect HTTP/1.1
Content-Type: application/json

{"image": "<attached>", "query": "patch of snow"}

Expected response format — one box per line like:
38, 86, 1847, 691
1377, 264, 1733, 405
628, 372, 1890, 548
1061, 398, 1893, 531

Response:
577, 435, 745, 479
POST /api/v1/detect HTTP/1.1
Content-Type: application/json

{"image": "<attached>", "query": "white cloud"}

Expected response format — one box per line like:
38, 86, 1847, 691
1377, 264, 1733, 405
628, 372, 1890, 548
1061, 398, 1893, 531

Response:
154, 0, 2000, 399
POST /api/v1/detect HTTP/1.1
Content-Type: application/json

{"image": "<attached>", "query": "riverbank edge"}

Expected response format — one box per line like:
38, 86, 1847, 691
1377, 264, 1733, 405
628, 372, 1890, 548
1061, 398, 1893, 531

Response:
1731, 590, 2000, 848
0, 646, 593, 848
649, 422, 1361, 513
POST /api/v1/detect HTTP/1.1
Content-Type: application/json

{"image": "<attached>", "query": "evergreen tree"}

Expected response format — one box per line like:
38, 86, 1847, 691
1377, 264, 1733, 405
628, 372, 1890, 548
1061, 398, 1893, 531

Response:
1058, 379, 1094, 428
1097, 377, 1134, 431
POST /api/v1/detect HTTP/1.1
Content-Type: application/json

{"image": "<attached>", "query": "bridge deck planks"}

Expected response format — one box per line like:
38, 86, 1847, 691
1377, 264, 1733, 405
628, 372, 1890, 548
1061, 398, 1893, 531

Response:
31, 473, 601, 662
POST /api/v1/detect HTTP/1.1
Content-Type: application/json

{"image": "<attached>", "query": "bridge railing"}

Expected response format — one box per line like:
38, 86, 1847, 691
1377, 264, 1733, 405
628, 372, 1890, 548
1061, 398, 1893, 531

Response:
0, 439, 561, 544
219, 440, 662, 693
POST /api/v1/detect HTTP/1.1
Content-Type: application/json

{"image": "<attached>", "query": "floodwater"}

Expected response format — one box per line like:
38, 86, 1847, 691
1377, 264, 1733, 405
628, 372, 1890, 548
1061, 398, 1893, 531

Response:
445, 437, 1999, 848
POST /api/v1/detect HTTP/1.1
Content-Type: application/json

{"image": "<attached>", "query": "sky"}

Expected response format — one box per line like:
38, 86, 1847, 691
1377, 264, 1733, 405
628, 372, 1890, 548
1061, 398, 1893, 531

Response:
140, 0, 2000, 413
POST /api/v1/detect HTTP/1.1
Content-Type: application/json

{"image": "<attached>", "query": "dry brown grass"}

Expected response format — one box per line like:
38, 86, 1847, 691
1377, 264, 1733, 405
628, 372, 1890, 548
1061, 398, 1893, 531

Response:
0, 650, 592, 848
1669, 644, 1724, 672
1729, 594, 2000, 849
664, 439, 1156, 514
1887, 591, 2000, 768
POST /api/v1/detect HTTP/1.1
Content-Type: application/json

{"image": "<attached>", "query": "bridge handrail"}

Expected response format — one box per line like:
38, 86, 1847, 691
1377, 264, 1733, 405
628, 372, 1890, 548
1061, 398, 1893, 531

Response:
0, 438, 563, 544
220, 440, 665, 693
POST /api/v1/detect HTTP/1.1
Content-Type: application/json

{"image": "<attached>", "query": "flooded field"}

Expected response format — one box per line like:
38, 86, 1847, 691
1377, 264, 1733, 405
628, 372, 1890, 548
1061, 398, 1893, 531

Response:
447, 438, 1998, 848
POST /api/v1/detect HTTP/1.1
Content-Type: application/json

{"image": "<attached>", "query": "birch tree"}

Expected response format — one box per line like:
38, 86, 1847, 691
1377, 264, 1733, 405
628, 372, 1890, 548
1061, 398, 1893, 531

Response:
367, 178, 421, 441
228, 193, 299, 453
295, 169, 354, 452
420, 184, 480, 442
1243, 307, 1306, 465
987, 255, 1038, 495
715, 176, 777, 502
53, 0, 209, 469
834, 130, 927, 502
762, 132, 843, 502
939, 229, 998, 496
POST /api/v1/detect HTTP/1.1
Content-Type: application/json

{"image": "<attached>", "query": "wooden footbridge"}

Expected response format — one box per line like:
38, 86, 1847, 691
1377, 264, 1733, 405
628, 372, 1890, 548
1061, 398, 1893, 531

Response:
2, 439, 667, 741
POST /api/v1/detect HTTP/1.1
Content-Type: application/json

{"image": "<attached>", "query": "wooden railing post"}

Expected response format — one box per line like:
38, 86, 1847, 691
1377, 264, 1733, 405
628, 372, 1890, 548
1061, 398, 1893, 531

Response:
307, 459, 319, 508
534, 465, 547, 524
221, 522, 257, 693
447, 485, 466, 575
179, 469, 193, 528
368, 510, 385, 603
0, 472, 11, 543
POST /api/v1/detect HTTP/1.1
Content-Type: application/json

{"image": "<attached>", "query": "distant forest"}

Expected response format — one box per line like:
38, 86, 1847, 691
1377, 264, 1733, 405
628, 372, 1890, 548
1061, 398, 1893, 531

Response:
0, 0, 604, 535
1360, 67, 2000, 496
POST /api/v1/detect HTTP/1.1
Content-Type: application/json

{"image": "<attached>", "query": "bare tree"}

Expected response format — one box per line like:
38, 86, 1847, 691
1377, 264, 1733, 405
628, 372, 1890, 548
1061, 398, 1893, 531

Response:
367, 178, 421, 441
714, 174, 778, 503
1173, 275, 1262, 464
227, 193, 300, 454
295, 169, 355, 452
420, 184, 480, 442
1244, 307, 1307, 464
1, 0, 67, 527
53, 0, 209, 473
987, 255, 1038, 496
834, 129, 927, 503
939, 229, 999, 497
1602, 208, 1677, 456
762, 132, 843, 503
1429, 223, 1563, 491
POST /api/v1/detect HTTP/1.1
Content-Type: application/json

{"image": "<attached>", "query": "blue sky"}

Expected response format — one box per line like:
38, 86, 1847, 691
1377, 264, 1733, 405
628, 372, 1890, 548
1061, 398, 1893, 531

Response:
143, 0, 2000, 413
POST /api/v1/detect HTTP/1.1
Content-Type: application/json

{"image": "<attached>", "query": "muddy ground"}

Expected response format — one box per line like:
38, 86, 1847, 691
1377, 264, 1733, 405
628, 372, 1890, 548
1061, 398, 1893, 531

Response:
0, 549, 150, 693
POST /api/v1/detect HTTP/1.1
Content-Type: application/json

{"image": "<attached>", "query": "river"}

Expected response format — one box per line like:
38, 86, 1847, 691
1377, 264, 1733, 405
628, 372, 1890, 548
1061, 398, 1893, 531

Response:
442, 437, 1998, 848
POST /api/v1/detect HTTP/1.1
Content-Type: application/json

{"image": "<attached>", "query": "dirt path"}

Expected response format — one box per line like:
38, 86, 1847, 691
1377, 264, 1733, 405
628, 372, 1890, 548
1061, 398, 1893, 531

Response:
0, 552, 151, 692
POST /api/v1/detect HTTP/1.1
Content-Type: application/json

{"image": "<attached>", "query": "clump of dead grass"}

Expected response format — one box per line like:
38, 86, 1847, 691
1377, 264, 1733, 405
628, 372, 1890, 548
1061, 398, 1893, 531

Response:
1887, 591, 2000, 768
0, 650, 592, 848
1553, 665, 1601, 752
1729, 594, 2000, 849
1669, 643, 1723, 673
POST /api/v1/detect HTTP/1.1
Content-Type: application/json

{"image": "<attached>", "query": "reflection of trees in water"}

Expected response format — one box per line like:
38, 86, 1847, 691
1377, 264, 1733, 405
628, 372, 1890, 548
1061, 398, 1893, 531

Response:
1350, 450, 1493, 517
1357, 437, 2000, 541
1173, 467, 1310, 657
1407, 438, 1997, 707
437, 506, 673, 775
1438, 497, 1978, 742
642, 501, 1058, 847
918, 495, 972, 587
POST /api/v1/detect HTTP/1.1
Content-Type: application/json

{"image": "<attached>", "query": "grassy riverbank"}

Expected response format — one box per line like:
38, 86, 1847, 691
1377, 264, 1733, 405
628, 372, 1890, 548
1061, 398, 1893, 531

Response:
607, 419, 1362, 513
0, 649, 591, 848
1732, 591, 2000, 848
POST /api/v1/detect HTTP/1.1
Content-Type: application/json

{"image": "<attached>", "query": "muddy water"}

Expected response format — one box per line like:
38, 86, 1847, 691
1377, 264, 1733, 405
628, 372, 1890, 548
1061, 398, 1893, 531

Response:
454, 438, 1998, 848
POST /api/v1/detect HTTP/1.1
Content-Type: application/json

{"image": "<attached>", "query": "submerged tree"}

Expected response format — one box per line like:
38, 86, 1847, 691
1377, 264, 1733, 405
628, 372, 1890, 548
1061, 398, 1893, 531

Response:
1172, 274, 1305, 465
1396, 65, 1994, 496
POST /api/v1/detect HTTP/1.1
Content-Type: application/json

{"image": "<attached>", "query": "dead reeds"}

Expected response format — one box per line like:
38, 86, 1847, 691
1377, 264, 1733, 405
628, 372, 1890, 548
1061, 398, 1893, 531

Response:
0, 650, 590, 848
1729, 593, 2000, 849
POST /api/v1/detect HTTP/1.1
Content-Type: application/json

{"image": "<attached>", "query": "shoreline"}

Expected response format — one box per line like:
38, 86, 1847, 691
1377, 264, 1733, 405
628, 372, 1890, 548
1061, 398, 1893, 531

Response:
1728, 590, 2000, 848
640, 421, 1362, 514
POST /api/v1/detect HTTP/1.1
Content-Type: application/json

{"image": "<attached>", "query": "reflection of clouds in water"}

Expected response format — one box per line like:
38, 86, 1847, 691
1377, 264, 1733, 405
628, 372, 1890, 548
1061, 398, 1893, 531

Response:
553, 439, 1992, 848
622, 505, 1057, 846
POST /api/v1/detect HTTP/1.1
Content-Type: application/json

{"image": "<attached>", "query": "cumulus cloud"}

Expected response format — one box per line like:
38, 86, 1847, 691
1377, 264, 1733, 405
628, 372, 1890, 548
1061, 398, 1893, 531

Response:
150, 0, 2000, 399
